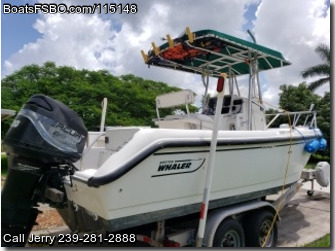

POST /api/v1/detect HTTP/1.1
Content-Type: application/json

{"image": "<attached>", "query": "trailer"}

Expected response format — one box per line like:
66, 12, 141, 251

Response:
128, 163, 329, 247
134, 198, 281, 247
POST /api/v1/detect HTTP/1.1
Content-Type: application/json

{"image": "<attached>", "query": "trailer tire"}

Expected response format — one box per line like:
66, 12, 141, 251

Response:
244, 210, 277, 247
212, 218, 245, 247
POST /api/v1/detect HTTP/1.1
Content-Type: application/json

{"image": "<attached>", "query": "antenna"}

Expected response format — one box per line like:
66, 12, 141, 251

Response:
247, 29, 256, 43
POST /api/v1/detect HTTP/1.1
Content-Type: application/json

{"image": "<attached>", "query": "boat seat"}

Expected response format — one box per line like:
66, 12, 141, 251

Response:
155, 89, 194, 120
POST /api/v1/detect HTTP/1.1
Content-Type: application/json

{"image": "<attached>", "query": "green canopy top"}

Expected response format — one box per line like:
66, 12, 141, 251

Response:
144, 29, 291, 78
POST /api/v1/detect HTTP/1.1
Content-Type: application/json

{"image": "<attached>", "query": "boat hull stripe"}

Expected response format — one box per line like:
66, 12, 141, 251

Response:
84, 136, 314, 187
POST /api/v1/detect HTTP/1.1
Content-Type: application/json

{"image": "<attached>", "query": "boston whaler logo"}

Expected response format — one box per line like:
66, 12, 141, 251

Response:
152, 158, 205, 177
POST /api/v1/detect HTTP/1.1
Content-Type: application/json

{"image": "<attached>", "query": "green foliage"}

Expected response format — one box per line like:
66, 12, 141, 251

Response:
301, 44, 330, 92
266, 83, 320, 127
279, 83, 320, 111
314, 92, 330, 157
266, 83, 330, 159
265, 108, 286, 128
1, 62, 195, 138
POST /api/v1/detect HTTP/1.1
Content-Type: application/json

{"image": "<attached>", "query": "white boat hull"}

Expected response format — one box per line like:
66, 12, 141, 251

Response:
60, 127, 318, 232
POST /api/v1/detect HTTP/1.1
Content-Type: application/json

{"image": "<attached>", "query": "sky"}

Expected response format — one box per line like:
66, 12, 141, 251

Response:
1, 0, 331, 107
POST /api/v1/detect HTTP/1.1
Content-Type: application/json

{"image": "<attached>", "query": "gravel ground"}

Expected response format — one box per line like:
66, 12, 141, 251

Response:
33, 207, 66, 231
1, 177, 66, 232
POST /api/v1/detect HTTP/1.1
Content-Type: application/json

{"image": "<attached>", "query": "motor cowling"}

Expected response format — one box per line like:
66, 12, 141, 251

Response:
4, 94, 87, 163
1, 94, 87, 247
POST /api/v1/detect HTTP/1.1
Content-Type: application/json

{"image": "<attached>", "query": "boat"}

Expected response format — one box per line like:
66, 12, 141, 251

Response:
1, 28, 326, 247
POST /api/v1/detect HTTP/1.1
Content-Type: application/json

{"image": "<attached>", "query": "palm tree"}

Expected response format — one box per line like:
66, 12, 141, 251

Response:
301, 43, 330, 91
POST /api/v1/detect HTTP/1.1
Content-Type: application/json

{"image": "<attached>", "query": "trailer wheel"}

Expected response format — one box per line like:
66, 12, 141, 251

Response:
244, 210, 277, 247
212, 218, 245, 247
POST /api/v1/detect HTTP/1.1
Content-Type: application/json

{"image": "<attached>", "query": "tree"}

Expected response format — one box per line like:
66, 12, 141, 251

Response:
272, 83, 330, 159
301, 44, 330, 91
1, 62, 196, 139
315, 92, 330, 158
266, 83, 320, 128
279, 83, 320, 112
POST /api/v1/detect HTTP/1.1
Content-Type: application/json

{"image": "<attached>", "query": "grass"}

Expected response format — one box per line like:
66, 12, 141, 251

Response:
304, 162, 316, 170
302, 234, 330, 247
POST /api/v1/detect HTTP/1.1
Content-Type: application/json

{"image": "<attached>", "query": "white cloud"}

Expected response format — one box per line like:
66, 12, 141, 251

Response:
2, 0, 330, 107
4, 13, 116, 73
253, 0, 330, 106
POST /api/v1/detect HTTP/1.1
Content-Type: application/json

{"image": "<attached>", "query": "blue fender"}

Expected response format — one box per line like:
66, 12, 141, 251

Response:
304, 139, 320, 153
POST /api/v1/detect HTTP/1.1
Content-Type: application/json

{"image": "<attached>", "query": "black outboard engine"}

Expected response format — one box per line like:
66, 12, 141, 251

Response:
1, 95, 87, 247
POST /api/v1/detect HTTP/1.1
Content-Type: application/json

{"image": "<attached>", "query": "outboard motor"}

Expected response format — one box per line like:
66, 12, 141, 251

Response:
1, 95, 87, 247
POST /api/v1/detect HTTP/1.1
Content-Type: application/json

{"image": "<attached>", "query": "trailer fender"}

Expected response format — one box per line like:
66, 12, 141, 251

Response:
203, 200, 277, 247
